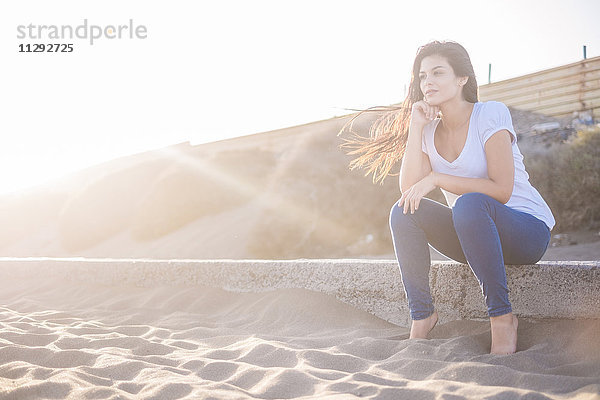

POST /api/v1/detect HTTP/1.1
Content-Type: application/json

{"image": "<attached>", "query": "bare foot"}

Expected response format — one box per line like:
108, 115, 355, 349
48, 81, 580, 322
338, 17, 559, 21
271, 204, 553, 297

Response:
410, 310, 438, 339
490, 313, 518, 354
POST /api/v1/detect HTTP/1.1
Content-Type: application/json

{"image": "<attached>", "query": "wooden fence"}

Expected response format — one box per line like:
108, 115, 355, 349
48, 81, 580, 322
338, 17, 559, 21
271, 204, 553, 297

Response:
478, 55, 600, 120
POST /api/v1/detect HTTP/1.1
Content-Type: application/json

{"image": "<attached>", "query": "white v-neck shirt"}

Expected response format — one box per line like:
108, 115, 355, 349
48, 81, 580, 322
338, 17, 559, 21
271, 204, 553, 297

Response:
421, 100, 555, 230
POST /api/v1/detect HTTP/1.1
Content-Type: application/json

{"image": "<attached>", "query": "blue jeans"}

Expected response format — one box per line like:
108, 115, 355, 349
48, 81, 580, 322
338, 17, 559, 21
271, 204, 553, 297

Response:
389, 192, 551, 320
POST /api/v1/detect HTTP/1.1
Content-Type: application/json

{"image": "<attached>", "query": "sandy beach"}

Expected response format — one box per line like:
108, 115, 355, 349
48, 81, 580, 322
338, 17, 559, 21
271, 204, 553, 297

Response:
1, 272, 599, 399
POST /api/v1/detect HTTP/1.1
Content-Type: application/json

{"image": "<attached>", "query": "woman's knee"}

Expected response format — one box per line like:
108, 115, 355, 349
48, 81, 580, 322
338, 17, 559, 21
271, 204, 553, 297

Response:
389, 201, 403, 230
452, 192, 492, 225
454, 192, 491, 209
389, 201, 416, 231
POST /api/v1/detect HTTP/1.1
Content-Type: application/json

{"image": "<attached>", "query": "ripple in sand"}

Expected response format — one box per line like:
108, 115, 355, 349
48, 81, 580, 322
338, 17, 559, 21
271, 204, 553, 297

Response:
250, 369, 318, 399
203, 348, 242, 360
179, 359, 206, 372
1, 381, 71, 399
352, 371, 408, 387
0, 331, 58, 347
306, 369, 347, 381
169, 340, 198, 350
116, 381, 145, 394
237, 343, 298, 368
196, 361, 239, 381
80, 358, 146, 381
302, 349, 368, 373
227, 368, 268, 391
335, 336, 404, 361
0, 363, 31, 379
138, 382, 193, 400
0, 347, 97, 369
328, 381, 376, 397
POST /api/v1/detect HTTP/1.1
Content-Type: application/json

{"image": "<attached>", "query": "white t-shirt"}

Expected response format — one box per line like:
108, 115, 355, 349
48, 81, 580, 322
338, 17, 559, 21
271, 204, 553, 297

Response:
421, 100, 555, 231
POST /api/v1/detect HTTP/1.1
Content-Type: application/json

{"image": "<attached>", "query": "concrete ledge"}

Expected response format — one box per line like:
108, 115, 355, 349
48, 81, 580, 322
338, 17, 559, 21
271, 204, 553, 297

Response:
0, 258, 598, 327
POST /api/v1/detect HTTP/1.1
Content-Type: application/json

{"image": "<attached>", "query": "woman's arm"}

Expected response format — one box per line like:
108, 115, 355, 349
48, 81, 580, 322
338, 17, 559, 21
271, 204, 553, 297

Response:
399, 120, 432, 193
400, 101, 439, 193
398, 129, 514, 214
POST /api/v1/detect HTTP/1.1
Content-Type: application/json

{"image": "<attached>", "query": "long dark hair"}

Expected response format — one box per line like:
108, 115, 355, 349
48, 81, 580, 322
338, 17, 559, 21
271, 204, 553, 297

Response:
337, 40, 479, 184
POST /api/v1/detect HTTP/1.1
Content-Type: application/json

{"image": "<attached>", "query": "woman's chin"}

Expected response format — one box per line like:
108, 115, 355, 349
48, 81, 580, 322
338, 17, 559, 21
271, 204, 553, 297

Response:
425, 98, 441, 106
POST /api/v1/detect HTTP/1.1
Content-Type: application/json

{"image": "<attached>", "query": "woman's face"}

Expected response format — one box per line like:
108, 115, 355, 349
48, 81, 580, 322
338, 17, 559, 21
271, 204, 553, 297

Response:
418, 54, 467, 105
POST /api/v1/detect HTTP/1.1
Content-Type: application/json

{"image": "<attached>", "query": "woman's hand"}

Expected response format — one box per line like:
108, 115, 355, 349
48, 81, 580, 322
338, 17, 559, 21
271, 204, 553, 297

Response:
398, 172, 437, 214
411, 100, 440, 127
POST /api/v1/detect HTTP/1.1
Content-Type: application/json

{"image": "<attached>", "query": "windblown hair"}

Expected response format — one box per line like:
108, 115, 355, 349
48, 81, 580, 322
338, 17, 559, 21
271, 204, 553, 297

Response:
337, 40, 479, 184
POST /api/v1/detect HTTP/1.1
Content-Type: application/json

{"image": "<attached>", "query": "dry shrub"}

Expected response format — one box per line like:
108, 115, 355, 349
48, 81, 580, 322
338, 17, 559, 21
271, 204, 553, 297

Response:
524, 126, 600, 231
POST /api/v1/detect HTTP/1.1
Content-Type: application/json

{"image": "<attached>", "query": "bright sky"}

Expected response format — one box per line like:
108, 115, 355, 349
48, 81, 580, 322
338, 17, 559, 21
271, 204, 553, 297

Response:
1, 0, 599, 194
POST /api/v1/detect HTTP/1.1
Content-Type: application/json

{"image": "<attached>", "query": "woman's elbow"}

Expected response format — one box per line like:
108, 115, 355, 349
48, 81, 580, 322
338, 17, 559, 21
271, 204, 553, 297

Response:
499, 186, 513, 204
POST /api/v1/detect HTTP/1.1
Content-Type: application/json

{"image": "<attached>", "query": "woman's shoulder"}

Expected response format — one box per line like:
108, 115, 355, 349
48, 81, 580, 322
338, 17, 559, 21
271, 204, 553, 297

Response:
477, 100, 510, 115
475, 100, 517, 144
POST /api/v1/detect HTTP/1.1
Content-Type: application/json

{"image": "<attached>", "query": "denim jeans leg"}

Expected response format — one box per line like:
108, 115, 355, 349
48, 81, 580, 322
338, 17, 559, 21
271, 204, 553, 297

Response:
389, 197, 466, 320
452, 192, 551, 318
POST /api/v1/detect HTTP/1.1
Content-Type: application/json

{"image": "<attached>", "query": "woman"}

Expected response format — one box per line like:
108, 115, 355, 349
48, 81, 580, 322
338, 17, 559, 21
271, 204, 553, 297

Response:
339, 40, 554, 355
